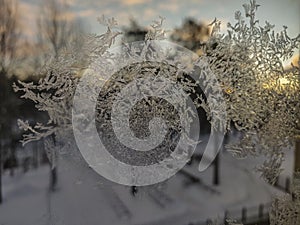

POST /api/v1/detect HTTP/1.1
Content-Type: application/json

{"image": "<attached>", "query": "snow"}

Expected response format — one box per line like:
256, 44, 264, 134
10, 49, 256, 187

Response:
0, 134, 290, 225
0, 166, 49, 225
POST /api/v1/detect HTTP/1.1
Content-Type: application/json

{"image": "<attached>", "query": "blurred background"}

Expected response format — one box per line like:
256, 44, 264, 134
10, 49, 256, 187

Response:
0, 0, 299, 225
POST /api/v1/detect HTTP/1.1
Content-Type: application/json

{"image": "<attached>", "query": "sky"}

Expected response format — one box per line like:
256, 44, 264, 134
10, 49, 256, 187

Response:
19, 0, 300, 39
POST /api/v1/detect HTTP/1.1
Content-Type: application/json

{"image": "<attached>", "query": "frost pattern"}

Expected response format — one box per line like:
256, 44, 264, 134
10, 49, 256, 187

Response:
12, 1, 300, 222
13, 16, 122, 160
71, 15, 228, 185
269, 172, 300, 224
206, 0, 300, 184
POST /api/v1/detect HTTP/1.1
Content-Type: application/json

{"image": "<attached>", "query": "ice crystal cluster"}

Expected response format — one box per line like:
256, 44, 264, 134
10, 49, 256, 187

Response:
13, 0, 299, 188
206, 0, 300, 184
13, 17, 122, 163
14, 15, 215, 172
70, 15, 228, 185
269, 172, 300, 224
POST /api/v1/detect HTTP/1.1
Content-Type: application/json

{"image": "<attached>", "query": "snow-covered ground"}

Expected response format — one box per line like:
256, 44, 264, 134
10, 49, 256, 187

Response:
0, 134, 293, 225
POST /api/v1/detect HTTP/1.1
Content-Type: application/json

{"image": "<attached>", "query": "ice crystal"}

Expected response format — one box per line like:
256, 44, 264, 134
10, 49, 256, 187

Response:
269, 173, 300, 225
13, 16, 123, 162
14, 1, 300, 187
207, 0, 300, 183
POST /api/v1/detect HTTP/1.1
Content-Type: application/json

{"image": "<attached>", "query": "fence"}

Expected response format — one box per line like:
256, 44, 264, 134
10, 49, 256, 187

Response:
223, 202, 272, 225
176, 202, 272, 225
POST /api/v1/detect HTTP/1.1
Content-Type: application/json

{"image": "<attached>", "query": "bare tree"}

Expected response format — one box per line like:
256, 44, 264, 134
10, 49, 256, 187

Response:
37, 0, 84, 60
0, 0, 21, 204
35, 0, 86, 191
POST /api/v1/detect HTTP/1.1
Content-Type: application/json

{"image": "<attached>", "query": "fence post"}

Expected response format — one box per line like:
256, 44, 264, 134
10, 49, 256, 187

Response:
295, 137, 300, 173
224, 210, 229, 225
206, 219, 212, 225
241, 207, 247, 223
258, 204, 264, 219
274, 176, 279, 186
285, 177, 290, 193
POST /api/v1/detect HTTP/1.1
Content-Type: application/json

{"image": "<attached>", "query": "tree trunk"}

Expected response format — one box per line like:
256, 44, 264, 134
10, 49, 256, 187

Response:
50, 167, 57, 191
0, 144, 3, 204
213, 153, 220, 185
213, 131, 228, 186
49, 134, 58, 192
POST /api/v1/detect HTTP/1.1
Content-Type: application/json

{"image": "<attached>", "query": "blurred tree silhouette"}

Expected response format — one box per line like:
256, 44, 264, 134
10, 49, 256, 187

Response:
0, 0, 20, 75
0, 0, 49, 202
0, 0, 21, 204
123, 19, 147, 42
170, 18, 210, 55
35, 0, 86, 191
37, 0, 85, 61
